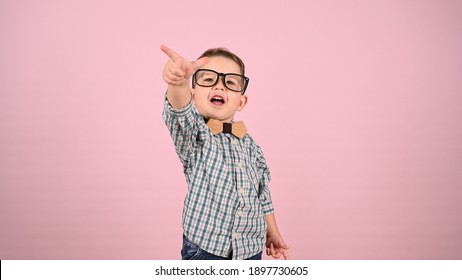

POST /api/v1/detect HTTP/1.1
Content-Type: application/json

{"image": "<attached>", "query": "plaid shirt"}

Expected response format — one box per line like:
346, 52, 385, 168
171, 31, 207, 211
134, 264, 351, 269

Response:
163, 97, 274, 260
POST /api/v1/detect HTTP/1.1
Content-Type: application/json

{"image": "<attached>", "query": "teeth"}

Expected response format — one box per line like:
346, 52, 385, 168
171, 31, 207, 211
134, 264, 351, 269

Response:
211, 96, 224, 101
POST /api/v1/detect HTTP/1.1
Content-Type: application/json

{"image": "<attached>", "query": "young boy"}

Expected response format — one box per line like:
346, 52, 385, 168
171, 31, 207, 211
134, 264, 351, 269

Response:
161, 45, 289, 260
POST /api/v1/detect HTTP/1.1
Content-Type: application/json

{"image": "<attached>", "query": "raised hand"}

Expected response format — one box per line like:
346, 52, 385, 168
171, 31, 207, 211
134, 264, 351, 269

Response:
160, 45, 209, 87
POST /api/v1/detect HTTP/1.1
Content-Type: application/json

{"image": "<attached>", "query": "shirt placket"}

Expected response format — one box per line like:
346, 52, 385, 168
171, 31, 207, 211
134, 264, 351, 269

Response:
225, 135, 250, 259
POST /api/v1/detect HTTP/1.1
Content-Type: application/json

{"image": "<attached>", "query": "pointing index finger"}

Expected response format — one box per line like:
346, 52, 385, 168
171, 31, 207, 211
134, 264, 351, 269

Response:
160, 45, 181, 63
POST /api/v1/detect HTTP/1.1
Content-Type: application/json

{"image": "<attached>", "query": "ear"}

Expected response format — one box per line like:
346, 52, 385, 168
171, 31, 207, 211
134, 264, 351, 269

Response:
236, 94, 248, 112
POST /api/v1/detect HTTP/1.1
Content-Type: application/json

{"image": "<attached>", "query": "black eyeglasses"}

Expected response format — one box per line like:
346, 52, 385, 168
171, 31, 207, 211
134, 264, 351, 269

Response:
192, 69, 249, 94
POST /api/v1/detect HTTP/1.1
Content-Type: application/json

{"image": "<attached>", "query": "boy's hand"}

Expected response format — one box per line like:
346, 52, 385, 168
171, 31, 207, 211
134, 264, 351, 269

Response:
160, 45, 209, 87
266, 232, 290, 260
265, 213, 290, 260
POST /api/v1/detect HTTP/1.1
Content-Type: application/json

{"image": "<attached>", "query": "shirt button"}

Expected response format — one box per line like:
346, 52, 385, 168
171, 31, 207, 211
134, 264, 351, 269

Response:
232, 140, 238, 145
238, 188, 244, 194
232, 232, 240, 239
236, 161, 243, 168
236, 210, 244, 216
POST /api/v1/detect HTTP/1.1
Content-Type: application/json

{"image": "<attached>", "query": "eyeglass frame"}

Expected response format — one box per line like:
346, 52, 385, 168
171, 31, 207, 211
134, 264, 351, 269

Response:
192, 69, 249, 94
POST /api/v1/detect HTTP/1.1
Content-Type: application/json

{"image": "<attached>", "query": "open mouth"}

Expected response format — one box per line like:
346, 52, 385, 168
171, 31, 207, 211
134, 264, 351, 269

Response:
210, 96, 225, 105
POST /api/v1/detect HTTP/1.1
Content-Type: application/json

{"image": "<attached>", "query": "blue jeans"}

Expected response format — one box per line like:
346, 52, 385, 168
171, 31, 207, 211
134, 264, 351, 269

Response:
181, 235, 262, 260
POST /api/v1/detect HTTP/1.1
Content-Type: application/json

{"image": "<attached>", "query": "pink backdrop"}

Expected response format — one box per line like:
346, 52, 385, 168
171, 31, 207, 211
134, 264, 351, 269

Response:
1, 0, 461, 260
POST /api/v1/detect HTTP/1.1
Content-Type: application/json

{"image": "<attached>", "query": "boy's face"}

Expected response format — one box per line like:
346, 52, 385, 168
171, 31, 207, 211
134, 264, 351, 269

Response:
192, 56, 248, 123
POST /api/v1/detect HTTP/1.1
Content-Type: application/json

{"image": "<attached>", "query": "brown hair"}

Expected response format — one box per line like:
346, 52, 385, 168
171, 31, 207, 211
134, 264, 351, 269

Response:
197, 47, 246, 76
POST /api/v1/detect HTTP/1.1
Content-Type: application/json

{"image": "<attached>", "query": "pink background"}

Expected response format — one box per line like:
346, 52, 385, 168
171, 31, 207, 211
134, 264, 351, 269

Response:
1, 0, 462, 260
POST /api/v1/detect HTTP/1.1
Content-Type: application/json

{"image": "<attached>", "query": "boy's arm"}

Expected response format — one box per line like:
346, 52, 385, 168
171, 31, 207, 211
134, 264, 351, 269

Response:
251, 140, 289, 259
161, 45, 209, 165
160, 45, 209, 108
265, 213, 290, 260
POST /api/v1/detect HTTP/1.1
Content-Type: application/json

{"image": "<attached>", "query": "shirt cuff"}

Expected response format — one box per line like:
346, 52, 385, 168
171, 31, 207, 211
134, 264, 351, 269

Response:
262, 201, 274, 215
164, 95, 193, 117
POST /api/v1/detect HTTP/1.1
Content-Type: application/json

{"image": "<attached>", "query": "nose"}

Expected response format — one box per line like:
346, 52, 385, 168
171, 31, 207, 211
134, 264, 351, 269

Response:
213, 77, 226, 91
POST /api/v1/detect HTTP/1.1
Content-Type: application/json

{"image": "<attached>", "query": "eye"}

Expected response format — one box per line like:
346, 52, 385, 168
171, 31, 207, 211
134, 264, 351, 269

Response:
197, 74, 216, 84
226, 76, 240, 85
